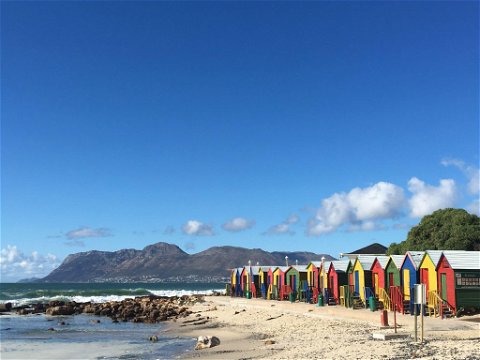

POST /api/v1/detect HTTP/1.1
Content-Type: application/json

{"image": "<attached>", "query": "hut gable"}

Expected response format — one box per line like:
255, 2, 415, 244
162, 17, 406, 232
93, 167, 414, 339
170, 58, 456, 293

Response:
400, 251, 425, 270
370, 256, 390, 270
421, 250, 444, 268
354, 255, 377, 271
388, 255, 405, 270
308, 261, 322, 268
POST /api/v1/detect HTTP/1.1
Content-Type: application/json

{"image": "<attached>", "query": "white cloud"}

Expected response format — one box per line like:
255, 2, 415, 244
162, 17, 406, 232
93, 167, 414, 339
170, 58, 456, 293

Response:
408, 177, 458, 218
0, 245, 60, 282
347, 221, 386, 232
285, 214, 299, 224
442, 158, 479, 195
182, 220, 215, 236
263, 214, 300, 235
264, 223, 294, 235
308, 182, 405, 236
222, 217, 255, 232
66, 227, 112, 239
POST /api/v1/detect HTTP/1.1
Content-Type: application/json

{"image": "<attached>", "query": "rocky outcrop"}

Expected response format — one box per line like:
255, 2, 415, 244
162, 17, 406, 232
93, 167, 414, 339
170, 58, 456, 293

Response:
13, 295, 202, 323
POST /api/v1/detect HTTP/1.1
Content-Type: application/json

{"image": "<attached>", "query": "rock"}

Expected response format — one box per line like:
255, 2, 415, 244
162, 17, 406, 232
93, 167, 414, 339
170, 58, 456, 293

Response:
264, 339, 276, 345
46, 305, 74, 316
195, 336, 221, 350
0, 303, 12, 312
149, 335, 158, 342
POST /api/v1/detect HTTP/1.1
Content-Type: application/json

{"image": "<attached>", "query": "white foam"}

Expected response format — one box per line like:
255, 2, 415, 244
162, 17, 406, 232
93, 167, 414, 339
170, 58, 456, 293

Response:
5, 289, 226, 307
147, 289, 225, 297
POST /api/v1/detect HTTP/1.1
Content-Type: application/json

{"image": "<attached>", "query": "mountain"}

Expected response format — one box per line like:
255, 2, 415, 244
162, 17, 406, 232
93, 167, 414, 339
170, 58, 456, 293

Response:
39, 242, 335, 283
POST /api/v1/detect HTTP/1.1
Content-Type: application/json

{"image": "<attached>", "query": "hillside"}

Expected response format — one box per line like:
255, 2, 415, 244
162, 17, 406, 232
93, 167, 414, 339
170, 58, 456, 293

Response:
39, 242, 335, 283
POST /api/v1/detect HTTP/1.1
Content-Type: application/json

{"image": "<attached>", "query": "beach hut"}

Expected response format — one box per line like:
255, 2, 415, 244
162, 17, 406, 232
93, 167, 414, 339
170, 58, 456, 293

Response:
385, 255, 404, 288
230, 267, 243, 297
266, 267, 276, 299
419, 250, 443, 311
307, 261, 321, 289
249, 266, 262, 298
306, 261, 322, 302
256, 266, 272, 299
320, 260, 332, 299
351, 255, 376, 305
399, 251, 425, 314
272, 266, 289, 300
370, 256, 390, 298
327, 260, 350, 304
436, 251, 480, 316
285, 265, 309, 301
240, 266, 251, 297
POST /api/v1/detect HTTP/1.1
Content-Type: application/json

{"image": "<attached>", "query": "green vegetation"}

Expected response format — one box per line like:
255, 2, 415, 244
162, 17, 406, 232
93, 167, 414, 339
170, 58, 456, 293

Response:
387, 208, 480, 255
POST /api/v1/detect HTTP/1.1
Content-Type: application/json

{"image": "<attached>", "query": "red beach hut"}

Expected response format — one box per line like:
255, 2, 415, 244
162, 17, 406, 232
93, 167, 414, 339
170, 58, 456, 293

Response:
327, 260, 351, 304
436, 250, 480, 316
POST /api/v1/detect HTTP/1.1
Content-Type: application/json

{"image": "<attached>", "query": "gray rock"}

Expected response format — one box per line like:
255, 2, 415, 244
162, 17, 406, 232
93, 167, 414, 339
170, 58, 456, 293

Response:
195, 336, 221, 350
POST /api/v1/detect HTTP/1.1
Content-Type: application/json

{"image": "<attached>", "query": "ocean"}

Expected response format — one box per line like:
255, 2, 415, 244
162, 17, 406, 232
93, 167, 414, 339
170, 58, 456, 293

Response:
0, 282, 225, 359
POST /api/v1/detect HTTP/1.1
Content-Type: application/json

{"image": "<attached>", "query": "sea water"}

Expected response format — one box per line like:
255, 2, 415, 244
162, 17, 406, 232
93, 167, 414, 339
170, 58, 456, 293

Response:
0, 283, 225, 359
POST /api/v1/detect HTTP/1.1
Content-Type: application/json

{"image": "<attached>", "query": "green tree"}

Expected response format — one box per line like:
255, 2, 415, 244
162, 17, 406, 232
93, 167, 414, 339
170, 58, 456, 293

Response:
387, 208, 480, 255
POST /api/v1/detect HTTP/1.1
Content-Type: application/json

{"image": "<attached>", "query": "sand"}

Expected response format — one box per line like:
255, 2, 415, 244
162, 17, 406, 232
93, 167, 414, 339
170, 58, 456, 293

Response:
169, 296, 480, 360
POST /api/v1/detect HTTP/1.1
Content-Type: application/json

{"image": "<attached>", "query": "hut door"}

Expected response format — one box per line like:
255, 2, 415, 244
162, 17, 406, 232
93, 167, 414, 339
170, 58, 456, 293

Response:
389, 273, 394, 288
441, 273, 447, 300
374, 273, 379, 295
421, 268, 429, 293
403, 270, 410, 300
354, 271, 359, 295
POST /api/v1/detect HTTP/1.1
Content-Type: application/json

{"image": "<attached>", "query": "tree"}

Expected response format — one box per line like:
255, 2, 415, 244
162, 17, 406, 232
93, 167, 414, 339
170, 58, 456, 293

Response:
387, 208, 480, 255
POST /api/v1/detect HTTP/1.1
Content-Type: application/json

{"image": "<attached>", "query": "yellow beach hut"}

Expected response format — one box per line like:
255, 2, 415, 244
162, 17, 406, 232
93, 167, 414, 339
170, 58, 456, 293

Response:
419, 250, 443, 314
320, 260, 332, 299
351, 255, 377, 305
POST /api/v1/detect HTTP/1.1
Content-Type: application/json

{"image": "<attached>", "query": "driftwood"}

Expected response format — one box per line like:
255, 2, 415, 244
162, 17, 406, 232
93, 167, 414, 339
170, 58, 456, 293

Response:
266, 314, 284, 321
193, 319, 209, 325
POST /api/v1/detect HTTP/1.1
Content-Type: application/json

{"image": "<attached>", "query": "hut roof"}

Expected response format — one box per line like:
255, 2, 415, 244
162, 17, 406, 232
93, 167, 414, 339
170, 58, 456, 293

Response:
388, 255, 405, 269
355, 255, 378, 270
400, 251, 425, 269
308, 261, 322, 268
345, 243, 387, 255
424, 250, 444, 267
288, 265, 309, 272
440, 250, 480, 270
330, 260, 350, 273
273, 266, 289, 273
253, 266, 272, 273
322, 261, 332, 272
373, 255, 390, 269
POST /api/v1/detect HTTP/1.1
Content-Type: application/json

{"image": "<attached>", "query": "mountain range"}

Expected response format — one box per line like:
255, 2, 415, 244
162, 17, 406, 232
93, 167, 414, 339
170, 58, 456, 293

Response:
39, 242, 335, 283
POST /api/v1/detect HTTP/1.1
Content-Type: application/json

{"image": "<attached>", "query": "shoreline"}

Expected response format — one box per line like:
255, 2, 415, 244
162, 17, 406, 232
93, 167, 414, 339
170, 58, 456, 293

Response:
167, 296, 480, 359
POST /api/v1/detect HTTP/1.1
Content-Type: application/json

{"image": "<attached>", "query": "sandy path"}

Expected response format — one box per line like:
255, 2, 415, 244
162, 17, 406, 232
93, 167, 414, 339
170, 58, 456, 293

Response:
169, 296, 480, 360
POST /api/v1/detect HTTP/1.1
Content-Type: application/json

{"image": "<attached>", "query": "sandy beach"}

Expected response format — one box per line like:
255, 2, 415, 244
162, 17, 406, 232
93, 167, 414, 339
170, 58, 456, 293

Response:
170, 296, 480, 360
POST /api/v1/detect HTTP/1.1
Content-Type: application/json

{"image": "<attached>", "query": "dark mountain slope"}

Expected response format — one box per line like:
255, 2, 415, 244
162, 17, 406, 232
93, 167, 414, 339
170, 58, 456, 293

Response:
40, 242, 335, 283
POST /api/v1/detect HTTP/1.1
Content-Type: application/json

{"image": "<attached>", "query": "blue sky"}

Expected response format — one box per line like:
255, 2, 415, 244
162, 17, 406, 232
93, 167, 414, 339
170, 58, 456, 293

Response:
1, 1, 479, 281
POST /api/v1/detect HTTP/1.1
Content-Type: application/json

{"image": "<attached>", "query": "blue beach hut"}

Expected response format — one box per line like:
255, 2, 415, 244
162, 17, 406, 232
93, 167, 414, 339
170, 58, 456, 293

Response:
399, 251, 425, 314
